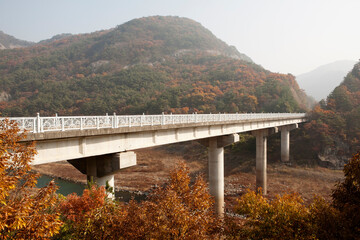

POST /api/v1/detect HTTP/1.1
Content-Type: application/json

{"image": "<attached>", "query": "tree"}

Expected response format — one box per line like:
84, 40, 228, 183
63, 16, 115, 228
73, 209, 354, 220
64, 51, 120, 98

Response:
332, 151, 360, 239
0, 119, 62, 239
230, 190, 316, 239
121, 163, 221, 239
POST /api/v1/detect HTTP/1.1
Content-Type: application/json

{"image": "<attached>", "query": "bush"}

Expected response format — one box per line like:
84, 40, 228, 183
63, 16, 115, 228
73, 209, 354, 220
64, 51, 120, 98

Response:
230, 190, 316, 239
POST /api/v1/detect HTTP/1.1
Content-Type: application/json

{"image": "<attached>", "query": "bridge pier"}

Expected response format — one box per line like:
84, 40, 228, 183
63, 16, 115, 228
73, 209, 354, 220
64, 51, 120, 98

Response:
200, 134, 239, 217
86, 158, 115, 198
68, 152, 137, 199
208, 137, 224, 217
279, 124, 298, 163
252, 128, 277, 195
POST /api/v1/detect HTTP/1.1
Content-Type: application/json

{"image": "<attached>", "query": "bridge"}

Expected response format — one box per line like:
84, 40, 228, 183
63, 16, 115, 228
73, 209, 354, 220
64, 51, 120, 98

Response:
5, 112, 307, 216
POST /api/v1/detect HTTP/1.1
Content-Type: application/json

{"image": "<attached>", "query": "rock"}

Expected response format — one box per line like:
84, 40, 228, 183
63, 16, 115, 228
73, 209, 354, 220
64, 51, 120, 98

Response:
318, 138, 350, 169
0, 91, 11, 102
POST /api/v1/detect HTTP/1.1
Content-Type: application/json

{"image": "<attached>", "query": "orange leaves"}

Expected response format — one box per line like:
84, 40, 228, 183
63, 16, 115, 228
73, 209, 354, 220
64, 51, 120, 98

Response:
58, 185, 107, 223
57, 163, 221, 239
120, 162, 220, 239
0, 119, 62, 239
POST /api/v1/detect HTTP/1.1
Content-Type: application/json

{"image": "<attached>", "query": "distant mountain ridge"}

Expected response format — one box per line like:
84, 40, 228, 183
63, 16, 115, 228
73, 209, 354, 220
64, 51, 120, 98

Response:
296, 60, 356, 101
0, 31, 34, 49
0, 16, 309, 117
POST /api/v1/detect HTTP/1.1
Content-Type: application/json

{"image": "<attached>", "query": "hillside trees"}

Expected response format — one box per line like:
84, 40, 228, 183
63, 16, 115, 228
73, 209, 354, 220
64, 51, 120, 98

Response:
0, 17, 308, 117
296, 61, 360, 165
0, 119, 62, 239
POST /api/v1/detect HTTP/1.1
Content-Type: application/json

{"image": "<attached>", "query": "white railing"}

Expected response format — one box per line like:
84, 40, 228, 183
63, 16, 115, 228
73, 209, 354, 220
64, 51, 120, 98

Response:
1, 112, 306, 133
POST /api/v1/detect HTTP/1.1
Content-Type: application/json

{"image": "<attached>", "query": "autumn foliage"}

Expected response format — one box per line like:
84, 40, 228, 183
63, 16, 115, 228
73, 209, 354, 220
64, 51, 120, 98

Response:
0, 119, 62, 239
226, 151, 360, 240
331, 151, 360, 239
229, 190, 316, 239
56, 163, 221, 239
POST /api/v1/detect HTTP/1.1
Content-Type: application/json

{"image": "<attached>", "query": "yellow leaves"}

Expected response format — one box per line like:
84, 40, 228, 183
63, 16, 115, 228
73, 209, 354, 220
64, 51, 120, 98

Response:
0, 119, 62, 238
233, 190, 316, 239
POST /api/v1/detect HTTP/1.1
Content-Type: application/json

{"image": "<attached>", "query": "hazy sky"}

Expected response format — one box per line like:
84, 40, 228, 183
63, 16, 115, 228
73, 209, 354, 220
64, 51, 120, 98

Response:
0, 0, 358, 75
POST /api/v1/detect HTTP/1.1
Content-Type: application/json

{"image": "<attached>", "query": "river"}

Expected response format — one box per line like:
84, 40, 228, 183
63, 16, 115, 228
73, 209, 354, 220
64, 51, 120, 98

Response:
36, 175, 146, 202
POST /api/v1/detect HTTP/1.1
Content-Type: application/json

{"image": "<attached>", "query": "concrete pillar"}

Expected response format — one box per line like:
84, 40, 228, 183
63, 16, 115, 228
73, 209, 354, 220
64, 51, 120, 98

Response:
279, 124, 297, 163
86, 157, 97, 182
281, 130, 290, 162
199, 134, 239, 217
97, 174, 115, 199
208, 137, 224, 217
86, 158, 115, 199
254, 130, 267, 194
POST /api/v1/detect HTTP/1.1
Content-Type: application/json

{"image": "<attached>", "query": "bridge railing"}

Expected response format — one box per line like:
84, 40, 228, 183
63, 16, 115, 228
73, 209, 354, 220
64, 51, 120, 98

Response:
1, 113, 306, 133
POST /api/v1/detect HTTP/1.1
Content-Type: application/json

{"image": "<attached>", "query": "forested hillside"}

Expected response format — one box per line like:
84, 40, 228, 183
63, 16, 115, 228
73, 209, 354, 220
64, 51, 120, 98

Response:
300, 61, 360, 168
0, 16, 309, 116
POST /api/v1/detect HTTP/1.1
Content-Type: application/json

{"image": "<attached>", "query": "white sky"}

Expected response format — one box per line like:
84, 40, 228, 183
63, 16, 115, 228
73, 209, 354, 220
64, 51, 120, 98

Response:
0, 0, 359, 75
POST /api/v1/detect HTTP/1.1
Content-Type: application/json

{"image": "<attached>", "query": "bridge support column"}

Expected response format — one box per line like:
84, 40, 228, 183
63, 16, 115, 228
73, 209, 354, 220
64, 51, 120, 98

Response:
68, 152, 137, 199
208, 137, 224, 217
86, 158, 115, 199
252, 128, 277, 195
279, 124, 298, 163
200, 134, 239, 217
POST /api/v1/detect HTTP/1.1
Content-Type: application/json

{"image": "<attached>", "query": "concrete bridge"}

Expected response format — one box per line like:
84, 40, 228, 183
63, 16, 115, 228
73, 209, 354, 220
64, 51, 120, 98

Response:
6, 112, 307, 216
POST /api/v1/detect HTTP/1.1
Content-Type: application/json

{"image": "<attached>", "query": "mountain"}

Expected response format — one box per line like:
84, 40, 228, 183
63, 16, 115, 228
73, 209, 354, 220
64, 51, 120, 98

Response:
39, 33, 73, 44
0, 16, 309, 117
301, 61, 360, 168
296, 60, 356, 101
0, 31, 34, 49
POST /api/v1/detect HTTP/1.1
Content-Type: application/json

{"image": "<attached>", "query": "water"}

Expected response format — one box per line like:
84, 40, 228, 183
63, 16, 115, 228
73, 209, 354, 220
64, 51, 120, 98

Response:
36, 175, 147, 201
36, 175, 85, 196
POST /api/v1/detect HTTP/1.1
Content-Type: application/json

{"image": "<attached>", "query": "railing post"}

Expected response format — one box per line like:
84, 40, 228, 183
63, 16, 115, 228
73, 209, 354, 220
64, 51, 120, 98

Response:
161, 112, 165, 125
55, 113, 58, 130
36, 113, 41, 133
171, 113, 174, 124
141, 113, 144, 127
113, 112, 116, 128
151, 115, 154, 126
80, 117, 83, 130
96, 116, 100, 129
61, 117, 65, 131
128, 116, 131, 127
195, 112, 197, 123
